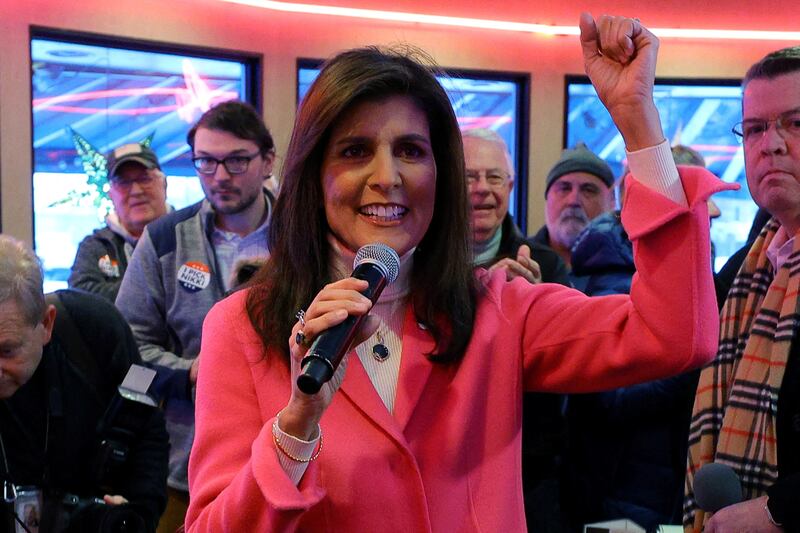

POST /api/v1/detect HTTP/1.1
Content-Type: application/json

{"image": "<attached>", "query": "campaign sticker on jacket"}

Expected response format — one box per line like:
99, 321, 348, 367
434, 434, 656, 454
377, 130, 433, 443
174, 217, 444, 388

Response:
177, 261, 211, 292
98, 254, 121, 278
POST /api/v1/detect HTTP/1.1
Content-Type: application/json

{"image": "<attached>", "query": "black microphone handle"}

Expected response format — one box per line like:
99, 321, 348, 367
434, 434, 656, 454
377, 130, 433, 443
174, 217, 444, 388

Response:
297, 262, 388, 394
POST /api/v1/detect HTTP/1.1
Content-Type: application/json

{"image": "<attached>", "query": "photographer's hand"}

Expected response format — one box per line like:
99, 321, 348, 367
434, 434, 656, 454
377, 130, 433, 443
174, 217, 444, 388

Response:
102, 495, 129, 506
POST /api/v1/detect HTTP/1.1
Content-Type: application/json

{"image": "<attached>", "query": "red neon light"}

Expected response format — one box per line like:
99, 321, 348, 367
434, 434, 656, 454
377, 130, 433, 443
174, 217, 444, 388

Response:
33, 62, 239, 122
37, 105, 182, 115
458, 116, 512, 128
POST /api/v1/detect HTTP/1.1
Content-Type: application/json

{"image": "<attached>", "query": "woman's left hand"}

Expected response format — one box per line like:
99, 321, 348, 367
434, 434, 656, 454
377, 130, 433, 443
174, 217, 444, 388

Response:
579, 13, 664, 151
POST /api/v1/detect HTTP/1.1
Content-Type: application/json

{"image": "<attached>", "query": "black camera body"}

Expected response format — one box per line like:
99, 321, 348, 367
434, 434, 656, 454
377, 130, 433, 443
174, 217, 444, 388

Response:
2, 366, 158, 533
57, 495, 146, 533
92, 385, 158, 494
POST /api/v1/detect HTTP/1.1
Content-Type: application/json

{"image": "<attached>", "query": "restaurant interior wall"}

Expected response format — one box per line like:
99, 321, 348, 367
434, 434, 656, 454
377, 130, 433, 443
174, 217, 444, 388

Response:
1, 0, 794, 243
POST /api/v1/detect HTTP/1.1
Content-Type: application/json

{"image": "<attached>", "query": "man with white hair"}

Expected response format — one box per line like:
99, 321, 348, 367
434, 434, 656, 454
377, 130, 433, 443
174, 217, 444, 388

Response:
69, 142, 169, 301
463, 128, 569, 286
0, 235, 168, 531
463, 128, 570, 532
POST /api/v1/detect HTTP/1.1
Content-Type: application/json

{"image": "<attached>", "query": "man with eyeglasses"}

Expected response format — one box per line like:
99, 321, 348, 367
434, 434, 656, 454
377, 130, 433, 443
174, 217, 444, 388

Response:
683, 46, 800, 532
115, 100, 276, 532
68, 143, 169, 301
464, 128, 569, 286
532, 142, 615, 290
463, 128, 570, 533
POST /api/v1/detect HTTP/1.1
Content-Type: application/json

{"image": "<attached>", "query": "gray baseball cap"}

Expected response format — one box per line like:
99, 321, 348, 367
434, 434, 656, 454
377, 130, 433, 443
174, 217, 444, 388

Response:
106, 143, 160, 179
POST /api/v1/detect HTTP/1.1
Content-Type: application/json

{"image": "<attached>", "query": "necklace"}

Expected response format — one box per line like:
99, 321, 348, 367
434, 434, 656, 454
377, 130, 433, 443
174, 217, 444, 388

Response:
371, 329, 390, 362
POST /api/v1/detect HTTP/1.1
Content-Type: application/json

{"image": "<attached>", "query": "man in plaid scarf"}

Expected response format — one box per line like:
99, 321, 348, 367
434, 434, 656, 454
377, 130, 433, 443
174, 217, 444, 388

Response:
684, 47, 800, 532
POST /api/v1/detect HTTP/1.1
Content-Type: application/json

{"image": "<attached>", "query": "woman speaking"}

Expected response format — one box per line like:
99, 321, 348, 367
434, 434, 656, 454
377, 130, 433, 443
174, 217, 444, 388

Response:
186, 14, 729, 532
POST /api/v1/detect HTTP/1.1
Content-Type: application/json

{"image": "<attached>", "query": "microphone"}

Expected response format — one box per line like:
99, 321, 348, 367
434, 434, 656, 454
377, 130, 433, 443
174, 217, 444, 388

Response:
297, 243, 400, 394
692, 462, 743, 532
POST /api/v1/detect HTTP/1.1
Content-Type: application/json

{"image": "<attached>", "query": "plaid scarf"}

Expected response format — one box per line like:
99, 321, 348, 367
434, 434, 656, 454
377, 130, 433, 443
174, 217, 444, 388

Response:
683, 218, 798, 527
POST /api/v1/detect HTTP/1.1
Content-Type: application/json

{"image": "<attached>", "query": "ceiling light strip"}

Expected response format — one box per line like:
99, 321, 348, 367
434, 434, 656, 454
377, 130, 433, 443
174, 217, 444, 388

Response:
219, 0, 800, 41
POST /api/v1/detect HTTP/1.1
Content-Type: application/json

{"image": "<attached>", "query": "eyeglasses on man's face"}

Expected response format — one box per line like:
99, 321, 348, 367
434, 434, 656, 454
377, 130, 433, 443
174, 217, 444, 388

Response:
192, 152, 262, 176
732, 109, 800, 145
110, 172, 158, 191
465, 169, 511, 188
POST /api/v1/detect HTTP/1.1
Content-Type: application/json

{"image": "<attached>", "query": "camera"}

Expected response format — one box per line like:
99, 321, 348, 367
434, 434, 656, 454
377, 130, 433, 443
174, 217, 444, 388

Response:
92, 381, 158, 493
58, 495, 146, 533
1, 366, 158, 533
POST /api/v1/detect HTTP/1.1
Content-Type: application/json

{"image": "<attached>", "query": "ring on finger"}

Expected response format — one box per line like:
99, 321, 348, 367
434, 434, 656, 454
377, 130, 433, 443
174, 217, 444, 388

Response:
295, 309, 306, 327
295, 330, 313, 348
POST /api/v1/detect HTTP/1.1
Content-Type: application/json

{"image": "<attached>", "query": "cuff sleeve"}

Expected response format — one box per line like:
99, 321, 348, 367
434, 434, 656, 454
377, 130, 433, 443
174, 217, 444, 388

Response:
273, 421, 320, 485
767, 473, 800, 529
626, 140, 688, 207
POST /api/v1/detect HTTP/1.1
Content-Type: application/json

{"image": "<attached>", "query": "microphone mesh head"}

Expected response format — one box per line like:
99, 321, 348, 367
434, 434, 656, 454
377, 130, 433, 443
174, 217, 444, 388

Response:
354, 244, 400, 284
694, 462, 743, 512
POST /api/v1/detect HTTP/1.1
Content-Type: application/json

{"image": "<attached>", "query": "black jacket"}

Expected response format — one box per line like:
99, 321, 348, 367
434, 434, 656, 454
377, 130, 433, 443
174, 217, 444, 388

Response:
766, 321, 800, 530
0, 290, 168, 532
484, 215, 571, 286
563, 213, 697, 532
480, 215, 571, 532
712, 222, 800, 530
68, 226, 131, 302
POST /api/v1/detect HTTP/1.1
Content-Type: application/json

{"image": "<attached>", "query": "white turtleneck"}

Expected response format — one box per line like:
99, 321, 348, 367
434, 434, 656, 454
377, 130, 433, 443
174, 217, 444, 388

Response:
274, 237, 412, 483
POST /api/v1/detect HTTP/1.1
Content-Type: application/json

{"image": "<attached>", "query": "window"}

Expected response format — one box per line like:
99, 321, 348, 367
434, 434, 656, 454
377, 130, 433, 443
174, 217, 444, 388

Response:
31, 29, 260, 291
565, 76, 754, 271
297, 60, 530, 230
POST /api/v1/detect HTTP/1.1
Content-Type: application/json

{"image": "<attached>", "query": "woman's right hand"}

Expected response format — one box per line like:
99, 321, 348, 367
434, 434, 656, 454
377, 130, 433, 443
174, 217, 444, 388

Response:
278, 277, 380, 440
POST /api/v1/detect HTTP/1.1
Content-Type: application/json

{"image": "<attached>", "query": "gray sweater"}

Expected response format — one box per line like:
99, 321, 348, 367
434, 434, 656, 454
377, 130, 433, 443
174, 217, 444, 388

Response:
116, 197, 270, 491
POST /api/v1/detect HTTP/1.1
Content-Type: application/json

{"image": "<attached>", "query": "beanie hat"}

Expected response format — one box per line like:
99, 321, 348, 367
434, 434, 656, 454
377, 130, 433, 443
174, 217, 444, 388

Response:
544, 142, 614, 197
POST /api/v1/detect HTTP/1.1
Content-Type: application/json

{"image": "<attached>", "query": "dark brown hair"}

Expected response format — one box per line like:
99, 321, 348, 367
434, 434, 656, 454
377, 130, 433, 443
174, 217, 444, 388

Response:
246, 46, 477, 363
187, 100, 275, 156
743, 46, 800, 87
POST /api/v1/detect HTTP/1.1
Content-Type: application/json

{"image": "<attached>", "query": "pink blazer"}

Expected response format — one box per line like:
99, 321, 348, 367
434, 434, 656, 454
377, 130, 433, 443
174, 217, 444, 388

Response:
187, 169, 730, 532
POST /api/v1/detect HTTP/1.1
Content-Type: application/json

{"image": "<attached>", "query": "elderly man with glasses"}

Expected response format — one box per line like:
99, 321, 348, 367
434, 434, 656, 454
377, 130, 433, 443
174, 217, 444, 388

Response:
683, 46, 800, 532
115, 100, 276, 532
463, 128, 571, 533
464, 128, 570, 287
69, 143, 169, 301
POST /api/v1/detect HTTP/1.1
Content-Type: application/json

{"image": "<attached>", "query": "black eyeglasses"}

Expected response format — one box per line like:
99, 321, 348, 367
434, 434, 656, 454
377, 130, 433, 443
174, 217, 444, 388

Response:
191, 152, 261, 175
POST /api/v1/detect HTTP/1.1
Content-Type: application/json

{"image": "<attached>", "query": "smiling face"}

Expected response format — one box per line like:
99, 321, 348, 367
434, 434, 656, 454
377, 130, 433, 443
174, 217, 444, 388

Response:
320, 95, 437, 256
743, 72, 800, 233
108, 163, 168, 238
463, 136, 514, 244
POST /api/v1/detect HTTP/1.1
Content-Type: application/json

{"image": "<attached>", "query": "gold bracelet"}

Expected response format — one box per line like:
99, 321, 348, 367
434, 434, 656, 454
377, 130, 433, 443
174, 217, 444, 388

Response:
272, 413, 323, 463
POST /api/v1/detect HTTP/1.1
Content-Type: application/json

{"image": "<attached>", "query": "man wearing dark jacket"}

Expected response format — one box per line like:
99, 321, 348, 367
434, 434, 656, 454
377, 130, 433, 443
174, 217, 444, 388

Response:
463, 128, 570, 532
69, 143, 168, 301
0, 236, 168, 532
562, 146, 714, 532
463, 128, 570, 286
532, 143, 615, 291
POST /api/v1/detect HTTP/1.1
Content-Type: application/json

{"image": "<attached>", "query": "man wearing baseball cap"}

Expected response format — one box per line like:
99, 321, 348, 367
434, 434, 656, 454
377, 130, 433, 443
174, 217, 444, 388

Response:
69, 142, 169, 301
532, 142, 615, 289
